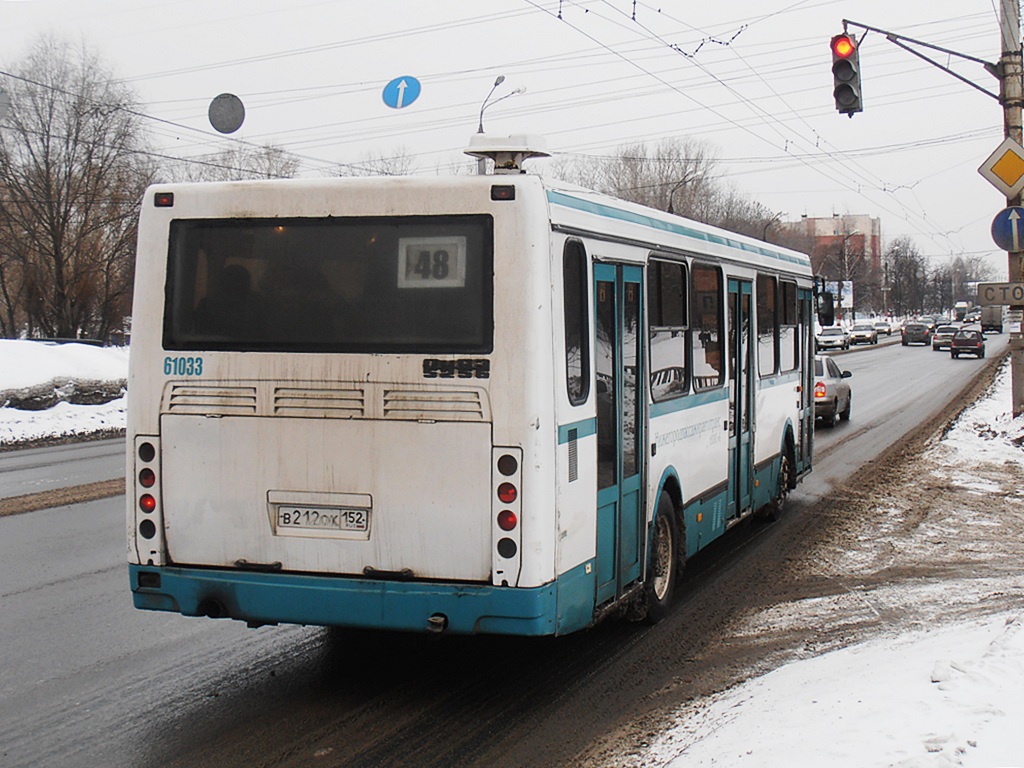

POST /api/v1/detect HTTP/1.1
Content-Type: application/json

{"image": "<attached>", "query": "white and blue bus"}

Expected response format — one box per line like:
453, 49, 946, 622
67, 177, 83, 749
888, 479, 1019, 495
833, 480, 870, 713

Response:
127, 141, 824, 636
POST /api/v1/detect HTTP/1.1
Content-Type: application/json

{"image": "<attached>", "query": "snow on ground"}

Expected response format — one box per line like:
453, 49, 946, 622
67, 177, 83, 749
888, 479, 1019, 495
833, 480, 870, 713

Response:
640, 361, 1024, 768
0, 338, 128, 391
3, 340, 1024, 767
0, 396, 127, 446
0, 339, 128, 446
649, 613, 1024, 768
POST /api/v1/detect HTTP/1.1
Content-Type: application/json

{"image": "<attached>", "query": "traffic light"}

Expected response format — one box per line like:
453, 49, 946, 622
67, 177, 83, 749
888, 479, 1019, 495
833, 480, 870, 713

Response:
830, 33, 863, 116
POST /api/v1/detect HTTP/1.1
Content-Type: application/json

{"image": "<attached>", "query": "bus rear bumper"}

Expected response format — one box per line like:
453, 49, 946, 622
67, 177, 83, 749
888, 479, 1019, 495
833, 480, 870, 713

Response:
129, 562, 595, 636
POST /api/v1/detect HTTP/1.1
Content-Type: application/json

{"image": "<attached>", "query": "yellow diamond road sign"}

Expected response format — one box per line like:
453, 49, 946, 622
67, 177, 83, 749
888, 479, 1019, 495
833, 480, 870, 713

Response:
979, 137, 1024, 197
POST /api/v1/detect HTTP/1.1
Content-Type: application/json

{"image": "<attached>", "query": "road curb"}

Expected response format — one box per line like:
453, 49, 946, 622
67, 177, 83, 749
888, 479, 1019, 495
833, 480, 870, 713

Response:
0, 478, 125, 517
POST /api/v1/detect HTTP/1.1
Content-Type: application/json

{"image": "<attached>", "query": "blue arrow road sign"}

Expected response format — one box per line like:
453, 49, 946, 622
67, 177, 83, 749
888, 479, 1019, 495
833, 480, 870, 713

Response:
382, 76, 421, 109
992, 206, 1024, 252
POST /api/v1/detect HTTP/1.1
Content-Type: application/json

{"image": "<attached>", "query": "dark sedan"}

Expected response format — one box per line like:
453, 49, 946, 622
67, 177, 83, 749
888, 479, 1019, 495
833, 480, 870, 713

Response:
901, 322, 931, 346
950, 329, 986, 359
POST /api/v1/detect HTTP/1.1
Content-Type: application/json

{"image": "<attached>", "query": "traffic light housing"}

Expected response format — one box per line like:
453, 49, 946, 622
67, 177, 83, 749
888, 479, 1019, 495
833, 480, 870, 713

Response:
830, 33, 863, 116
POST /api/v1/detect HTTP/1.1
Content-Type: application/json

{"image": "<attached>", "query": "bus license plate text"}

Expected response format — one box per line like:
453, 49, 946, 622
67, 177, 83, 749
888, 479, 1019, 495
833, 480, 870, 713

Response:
277, 507, 369, 532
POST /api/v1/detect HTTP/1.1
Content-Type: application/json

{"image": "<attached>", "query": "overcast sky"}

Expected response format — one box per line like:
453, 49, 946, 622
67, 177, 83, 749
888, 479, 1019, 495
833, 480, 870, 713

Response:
0, 0, 1010, 276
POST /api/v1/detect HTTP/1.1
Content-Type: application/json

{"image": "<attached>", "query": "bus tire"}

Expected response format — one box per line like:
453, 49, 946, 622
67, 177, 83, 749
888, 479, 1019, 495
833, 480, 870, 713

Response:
644, 492, 679, 624
761, 448, 792, 523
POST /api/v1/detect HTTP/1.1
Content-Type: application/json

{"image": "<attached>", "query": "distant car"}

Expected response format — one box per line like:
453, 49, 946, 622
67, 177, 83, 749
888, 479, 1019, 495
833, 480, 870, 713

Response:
849, 322, 878, 345
814, 355, 852, 428
873, 320, 892, 336
902, 322, 932, 346
816, 326, 850, 351
931, 324, 959, 351
950, 329, 986, 359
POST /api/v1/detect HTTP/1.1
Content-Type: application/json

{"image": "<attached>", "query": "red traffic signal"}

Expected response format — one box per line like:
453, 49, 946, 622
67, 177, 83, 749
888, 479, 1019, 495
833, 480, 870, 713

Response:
830, 32, 863, 116
831, 34, 856, 59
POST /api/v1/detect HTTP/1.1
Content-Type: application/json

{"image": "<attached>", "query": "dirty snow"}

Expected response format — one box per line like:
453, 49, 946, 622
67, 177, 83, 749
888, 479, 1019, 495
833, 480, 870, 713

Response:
637, 361, 1024, 768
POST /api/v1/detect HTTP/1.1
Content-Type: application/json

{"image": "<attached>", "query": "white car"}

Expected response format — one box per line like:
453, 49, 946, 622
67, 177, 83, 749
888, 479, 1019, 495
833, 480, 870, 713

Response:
848, 322, 878, 345
815, 326, 849, 351
814, 355, 852, 427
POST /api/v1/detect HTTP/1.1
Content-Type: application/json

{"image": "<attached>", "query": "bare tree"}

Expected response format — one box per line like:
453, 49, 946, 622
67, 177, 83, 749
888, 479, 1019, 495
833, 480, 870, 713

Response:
699, 184, 784, 242
0, 214, 27, 336
0, 35, 155, 340
552, 138, 719, 214
550, 138, 785, 242
169, 142, 300, 182
336, 146, 416, 177
884, 236, 927, 317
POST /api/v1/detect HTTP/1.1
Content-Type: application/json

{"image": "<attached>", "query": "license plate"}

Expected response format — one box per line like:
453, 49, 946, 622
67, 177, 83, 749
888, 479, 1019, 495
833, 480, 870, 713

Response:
273, 504, 370, 540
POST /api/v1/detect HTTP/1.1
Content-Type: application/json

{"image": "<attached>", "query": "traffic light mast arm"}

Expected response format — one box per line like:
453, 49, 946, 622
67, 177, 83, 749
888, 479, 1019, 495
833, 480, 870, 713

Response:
843, 18, 1000, 102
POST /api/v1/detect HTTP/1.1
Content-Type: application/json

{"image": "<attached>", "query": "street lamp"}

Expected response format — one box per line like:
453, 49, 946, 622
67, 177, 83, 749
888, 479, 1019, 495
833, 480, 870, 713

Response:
666, 179, 688, 215
476, 76, 525, 174
478, 75, 504, 133
762, 211, 786, 241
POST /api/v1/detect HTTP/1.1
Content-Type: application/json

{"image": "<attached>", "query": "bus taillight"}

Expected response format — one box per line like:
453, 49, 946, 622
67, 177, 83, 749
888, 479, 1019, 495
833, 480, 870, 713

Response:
492, 447, 524, 586
497, 454, 518, 475
134, 436, 164, 561
497, 482, 517, 503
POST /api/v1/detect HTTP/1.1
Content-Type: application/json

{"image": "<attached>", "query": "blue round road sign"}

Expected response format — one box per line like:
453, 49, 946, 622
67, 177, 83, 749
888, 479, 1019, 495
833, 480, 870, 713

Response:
382, 76, 421, 109
992, 206, 1024, 252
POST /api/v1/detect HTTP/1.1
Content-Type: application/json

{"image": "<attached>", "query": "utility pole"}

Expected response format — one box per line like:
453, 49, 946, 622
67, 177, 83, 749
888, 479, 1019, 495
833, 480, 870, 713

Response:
1000, 0, 1024, 416
838, 16, 1023, 407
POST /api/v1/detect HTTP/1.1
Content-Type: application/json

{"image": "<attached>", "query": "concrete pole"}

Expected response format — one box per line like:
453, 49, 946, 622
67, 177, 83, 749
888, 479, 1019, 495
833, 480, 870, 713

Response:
1000, 0, 1024, 416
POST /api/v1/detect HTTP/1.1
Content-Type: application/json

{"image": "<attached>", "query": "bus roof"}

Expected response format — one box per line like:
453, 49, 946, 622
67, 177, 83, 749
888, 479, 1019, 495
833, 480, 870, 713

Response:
542, 180, 812, 275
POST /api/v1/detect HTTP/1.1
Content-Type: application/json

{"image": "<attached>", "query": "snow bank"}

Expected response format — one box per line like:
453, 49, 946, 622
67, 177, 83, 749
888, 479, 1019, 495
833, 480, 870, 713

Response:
0, 339, 128, 391
0, 340, 129, 445
648, 614, 1024, 768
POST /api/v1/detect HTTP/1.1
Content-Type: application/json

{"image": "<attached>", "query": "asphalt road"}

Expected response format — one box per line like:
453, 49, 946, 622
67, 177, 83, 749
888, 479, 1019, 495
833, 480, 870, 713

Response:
807, 333, 1007, 495
0, 437, 124, 500
0, 334, 1009, 768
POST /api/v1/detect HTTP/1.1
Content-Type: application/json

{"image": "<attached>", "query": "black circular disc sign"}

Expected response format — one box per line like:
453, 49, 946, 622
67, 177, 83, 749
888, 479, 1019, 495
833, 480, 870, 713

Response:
208, 93, 245, 134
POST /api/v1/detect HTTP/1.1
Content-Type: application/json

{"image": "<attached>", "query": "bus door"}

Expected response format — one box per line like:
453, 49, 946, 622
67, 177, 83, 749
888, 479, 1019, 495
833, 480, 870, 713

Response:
797, 288, 815, 471
727, 279, 754, 519
594, 263, 644, 606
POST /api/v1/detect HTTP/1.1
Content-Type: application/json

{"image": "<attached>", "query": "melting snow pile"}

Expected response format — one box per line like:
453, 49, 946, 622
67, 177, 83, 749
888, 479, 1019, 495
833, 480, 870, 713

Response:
0, 340, 128, 446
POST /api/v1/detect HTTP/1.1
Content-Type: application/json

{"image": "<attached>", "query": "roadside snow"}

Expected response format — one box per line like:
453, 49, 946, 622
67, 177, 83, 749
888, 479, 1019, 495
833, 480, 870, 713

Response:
637, 361, 1024, 768
0, 340, 128, 446
0, 339, 128, 390
0, 396, 127, 446
649, 613, 1024, 768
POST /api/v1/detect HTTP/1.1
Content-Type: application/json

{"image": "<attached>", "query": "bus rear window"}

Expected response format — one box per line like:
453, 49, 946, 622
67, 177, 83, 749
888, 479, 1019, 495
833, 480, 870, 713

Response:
163, 215, 493, 353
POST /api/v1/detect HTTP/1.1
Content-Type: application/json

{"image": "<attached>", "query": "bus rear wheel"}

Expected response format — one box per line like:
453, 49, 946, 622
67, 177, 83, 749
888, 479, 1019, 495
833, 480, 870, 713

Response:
643, 493, 679, 624
760, 450, 792, 522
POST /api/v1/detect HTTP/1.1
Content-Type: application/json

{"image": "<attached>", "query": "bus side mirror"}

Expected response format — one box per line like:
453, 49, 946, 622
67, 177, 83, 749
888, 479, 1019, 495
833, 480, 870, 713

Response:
817, 292, 835, 327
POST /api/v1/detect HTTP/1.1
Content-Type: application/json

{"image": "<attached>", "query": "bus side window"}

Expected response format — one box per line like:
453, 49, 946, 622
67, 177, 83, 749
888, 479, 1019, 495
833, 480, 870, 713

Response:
563, 241, 590, 405
756, 274, 778, 378
779, 281, 798, 372
690, 263, 724, 390
648, 258, 688, 401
